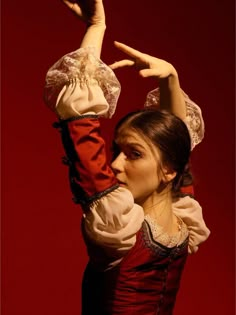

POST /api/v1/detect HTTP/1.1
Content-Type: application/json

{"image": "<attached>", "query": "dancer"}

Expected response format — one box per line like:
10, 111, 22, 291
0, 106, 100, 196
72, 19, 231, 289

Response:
44, 1, 210, 314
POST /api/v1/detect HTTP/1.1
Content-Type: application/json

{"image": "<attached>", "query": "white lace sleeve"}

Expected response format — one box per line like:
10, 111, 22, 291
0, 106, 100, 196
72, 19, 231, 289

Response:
144, 88, 205, 150
44, 46, 121, 119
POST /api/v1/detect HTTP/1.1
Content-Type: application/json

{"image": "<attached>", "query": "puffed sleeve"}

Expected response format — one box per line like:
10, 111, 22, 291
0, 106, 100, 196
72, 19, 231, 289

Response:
44, 46, 121, 119
44, 48, 144, 268
172, 196, 210, 254
144, 88, 204, 150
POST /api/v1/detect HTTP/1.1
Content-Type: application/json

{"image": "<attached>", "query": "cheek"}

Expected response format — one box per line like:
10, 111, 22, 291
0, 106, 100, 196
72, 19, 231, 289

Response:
140, 172, 160, 191
126, 162, 161, 198
132, 177, 160, 201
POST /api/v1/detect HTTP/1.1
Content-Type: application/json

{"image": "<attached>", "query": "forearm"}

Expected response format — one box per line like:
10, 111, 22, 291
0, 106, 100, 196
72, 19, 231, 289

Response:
60, 117, 118, 204
80, 23, 106, 58
159, 74, 186, 121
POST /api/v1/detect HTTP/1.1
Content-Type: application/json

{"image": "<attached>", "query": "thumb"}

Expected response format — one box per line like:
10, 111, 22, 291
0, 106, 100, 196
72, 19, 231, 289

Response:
109, 59, 135, 70
139, 68, 161, 78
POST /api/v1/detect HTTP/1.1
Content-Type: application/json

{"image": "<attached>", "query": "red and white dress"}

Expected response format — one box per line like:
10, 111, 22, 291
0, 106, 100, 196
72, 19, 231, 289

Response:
44, 47, 210, 315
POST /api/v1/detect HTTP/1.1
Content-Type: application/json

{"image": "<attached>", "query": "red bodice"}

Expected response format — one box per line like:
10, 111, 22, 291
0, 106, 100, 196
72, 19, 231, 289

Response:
82, 220, 188, 315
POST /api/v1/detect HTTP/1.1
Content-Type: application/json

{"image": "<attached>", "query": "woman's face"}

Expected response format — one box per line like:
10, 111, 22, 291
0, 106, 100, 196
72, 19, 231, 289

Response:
111, 128, 163, 205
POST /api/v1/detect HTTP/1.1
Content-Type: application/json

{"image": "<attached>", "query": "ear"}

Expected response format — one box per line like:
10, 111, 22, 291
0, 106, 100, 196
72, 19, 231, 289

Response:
162, 166, 177, 183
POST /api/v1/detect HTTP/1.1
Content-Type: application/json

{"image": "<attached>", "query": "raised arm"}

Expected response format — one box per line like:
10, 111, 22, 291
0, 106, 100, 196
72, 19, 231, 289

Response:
109, 41, 186, 121
44, 1, 121, 120
43, 2, 143, 268
62, 0, 106, 57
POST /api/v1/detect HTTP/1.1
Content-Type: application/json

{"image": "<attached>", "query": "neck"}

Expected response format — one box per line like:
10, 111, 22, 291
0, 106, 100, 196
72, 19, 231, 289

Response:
137, 186, 174, 229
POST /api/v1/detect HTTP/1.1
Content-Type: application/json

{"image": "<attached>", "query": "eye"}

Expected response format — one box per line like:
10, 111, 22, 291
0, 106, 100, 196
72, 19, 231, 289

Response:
128, 150, 142, 160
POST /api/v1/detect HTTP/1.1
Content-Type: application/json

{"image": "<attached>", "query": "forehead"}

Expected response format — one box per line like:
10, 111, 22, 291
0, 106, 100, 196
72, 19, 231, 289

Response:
115, 128, 154, 151
116, 128, 142, 142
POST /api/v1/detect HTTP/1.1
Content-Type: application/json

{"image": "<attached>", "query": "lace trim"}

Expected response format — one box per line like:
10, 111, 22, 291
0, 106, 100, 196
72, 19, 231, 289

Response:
144, 214, 189, 248
144, 88, 205, 150
44, 47, 121, 118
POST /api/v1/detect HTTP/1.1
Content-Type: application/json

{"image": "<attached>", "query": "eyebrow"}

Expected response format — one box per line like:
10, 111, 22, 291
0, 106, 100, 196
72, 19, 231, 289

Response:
121, 141, 146, 150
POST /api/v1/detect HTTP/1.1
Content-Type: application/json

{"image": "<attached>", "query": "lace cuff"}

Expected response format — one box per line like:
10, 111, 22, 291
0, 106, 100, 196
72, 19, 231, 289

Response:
44, 47, 121, 119
144, 88, 205, 150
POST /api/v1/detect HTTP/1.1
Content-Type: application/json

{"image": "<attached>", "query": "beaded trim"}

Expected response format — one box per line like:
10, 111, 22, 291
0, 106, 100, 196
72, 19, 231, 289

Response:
74, 183, 120, 207
142, 220, 189, 258
52, 114, 99, 128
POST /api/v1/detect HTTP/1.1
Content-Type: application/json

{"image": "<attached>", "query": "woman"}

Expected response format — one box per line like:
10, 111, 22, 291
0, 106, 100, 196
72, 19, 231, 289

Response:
44, 1, 210, 314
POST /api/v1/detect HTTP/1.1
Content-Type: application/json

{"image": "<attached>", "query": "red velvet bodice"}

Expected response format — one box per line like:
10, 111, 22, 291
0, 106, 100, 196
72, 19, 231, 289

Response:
82, 220, 188, 315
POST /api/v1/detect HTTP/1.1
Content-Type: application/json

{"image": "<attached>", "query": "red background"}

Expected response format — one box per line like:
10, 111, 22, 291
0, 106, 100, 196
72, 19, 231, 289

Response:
2, 0, 235, 314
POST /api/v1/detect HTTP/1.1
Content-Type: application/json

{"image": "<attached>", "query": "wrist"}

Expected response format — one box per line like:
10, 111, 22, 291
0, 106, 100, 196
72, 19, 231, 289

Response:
87, 22, 106, 30
159, 73, 181, 93
160, 67, 179, 84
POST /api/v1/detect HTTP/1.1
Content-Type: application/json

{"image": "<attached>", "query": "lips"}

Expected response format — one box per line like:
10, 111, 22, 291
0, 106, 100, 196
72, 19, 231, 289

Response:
117, 179, 126, 186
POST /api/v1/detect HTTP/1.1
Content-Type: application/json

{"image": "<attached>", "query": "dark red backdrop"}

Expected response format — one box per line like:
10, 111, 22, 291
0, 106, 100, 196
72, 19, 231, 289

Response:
2, 0, 235, 314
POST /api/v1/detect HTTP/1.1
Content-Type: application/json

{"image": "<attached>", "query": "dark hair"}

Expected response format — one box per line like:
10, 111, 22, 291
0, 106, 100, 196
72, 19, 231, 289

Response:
115, 108, 192, 194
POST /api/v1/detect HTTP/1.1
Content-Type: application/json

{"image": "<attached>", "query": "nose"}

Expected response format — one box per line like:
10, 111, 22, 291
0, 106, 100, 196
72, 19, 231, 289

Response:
111, 152, 126, 174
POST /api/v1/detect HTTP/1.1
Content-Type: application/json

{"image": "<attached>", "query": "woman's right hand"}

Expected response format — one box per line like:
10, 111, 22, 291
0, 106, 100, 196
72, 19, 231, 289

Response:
62, 0, 105, 27
109, 41, 178, 80
110, 41, 187, 120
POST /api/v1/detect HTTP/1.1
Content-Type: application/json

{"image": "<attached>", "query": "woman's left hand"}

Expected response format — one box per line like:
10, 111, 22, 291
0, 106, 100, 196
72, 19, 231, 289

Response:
62, 0, 105, 27
109, 41, 178, 80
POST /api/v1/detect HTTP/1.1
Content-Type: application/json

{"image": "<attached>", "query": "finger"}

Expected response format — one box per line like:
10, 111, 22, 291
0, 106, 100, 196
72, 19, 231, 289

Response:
139, 68, 162, 78
62, 0, 74, 9
62, 0, 83, 16
114, 41, 144, 59
109, 59, 135, 70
